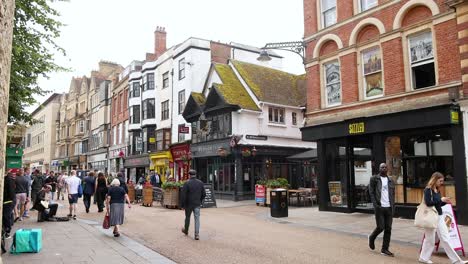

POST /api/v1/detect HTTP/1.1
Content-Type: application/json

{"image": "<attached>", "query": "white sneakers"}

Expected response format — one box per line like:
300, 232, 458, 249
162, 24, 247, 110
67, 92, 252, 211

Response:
418, 258, 433, 264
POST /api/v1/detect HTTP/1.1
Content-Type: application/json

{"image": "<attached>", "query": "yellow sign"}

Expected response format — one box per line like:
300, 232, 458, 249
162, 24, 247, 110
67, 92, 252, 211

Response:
149, 137, 156, 143
349, 122, 365, 134
451, 111, 459, 124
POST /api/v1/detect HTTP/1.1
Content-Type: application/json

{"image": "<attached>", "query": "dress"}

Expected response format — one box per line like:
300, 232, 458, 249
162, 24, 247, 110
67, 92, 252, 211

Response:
107, 186, 126, 226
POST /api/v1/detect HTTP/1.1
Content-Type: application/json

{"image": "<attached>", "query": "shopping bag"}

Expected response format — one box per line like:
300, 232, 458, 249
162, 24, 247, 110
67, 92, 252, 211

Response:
102, 213, 110, 229
10, 229, 42, 254
414, 192, 438, 229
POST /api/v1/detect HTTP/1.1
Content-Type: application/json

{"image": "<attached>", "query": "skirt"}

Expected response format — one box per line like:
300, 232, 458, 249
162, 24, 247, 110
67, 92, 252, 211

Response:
109, 203, 124, 226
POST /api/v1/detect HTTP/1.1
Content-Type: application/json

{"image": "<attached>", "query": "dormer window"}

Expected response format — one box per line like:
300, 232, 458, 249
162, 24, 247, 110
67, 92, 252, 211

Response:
269, 107, 285, 124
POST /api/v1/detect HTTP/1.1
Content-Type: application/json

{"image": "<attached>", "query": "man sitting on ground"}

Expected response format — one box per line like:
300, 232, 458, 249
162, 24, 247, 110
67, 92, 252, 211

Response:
32, 185, 59, 222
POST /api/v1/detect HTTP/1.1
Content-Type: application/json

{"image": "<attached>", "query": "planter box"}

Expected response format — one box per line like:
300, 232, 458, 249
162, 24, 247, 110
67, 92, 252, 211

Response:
163, 188, 180, 208
128, 185, 136, 203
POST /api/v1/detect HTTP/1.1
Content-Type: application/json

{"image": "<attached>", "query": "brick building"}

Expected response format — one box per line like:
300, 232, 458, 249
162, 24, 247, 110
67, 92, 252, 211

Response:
300, 0, 468, 223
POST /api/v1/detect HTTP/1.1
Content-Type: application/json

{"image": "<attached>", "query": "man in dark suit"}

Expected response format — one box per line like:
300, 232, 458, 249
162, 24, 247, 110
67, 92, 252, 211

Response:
180, 169, 206, 240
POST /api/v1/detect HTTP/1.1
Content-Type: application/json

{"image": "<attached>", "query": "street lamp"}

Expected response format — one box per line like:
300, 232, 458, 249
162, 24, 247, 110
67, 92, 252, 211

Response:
257, 41, 306, 63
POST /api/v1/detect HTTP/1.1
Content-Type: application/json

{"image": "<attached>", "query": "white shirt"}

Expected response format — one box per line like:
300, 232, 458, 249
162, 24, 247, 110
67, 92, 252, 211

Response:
380, 176, 390, 207
66, 176, 81, 195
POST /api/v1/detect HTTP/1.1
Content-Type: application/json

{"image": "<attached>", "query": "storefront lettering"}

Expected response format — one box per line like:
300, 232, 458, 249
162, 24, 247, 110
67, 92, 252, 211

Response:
349, 122, 365, 134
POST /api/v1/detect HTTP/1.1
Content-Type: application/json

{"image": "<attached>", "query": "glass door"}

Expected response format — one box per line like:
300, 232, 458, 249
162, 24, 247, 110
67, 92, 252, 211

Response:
351, 136, 374, 210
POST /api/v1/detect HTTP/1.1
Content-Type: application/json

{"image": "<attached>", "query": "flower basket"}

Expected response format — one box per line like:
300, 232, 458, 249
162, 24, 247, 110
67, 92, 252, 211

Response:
162, 181, 184, 209
241, 148, 251, 157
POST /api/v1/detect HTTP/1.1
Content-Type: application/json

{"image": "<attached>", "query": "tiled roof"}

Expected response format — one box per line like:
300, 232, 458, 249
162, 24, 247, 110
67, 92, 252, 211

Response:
213, 63, 259, 111
231, 60, 306, 107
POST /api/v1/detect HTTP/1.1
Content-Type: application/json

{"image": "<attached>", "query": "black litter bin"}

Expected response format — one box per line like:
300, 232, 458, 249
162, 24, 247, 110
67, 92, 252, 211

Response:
270, 188, 288, 217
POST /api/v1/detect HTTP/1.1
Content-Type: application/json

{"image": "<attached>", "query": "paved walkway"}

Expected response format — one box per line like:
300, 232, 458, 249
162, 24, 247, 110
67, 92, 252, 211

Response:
2, 202, 175, 264
260, 206, 468, 250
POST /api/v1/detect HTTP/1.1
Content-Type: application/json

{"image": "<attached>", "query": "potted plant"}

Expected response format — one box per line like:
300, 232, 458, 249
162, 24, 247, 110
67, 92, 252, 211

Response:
162, 181, 184, 208
265, 178, 289, 206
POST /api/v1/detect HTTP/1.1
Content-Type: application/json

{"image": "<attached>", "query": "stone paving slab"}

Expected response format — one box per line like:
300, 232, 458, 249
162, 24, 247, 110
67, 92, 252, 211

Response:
2, 203, 176, 264
260, 206, 468, 249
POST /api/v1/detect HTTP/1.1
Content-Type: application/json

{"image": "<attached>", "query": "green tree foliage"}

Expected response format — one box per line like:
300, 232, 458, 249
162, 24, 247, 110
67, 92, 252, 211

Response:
9, 0, 67, 124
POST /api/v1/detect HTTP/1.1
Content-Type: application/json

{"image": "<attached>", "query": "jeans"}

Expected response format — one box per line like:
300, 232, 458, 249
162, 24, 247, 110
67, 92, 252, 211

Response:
83, 194, 93, 211
369, 206, 393, 250
420, 215, 463, 262
184, 207, 201, 235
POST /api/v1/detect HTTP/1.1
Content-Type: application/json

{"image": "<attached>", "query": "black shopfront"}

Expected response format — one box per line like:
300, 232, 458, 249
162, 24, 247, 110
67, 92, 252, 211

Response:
301, 105, 468, 224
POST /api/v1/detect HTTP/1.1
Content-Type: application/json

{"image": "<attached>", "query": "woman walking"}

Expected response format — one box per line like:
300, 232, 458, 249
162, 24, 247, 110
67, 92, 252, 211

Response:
419, 172, 468, 264
106, 179, 131, 237
96, 172, 108, 212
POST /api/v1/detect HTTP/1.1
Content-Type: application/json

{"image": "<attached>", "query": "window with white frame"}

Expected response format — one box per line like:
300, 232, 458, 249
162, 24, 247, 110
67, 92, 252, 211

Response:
324, 60, 341, 106
362, 47, 383, 99
131, 105, 140, 124
268, 107, 285, 124
408, 31, 435, 89
142, 99, 155, 119
292, 112, 298, 126
113, 127, 117, 145
321, 0, 337, 28
178, 90, 185, 114
147, 73, 155, 90
161, 100, 170, 120
179, 58, 186, 80
118, 123, 122, 144
132, 82, 140, 97
163, 72, 169, 88
360, 0, 377, 12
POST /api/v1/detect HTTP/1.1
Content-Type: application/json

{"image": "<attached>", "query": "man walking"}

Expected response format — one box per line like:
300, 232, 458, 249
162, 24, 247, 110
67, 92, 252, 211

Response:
180, 169, 206, 240
22, 167, 31, 218
14, 169, 29, 222
66, 170, 81, 220
368, 163, 395, 257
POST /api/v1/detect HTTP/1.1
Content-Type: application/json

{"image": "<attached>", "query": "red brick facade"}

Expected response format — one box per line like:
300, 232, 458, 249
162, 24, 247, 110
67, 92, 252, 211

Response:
111, 81, 128, 145
303, 0, 463, 123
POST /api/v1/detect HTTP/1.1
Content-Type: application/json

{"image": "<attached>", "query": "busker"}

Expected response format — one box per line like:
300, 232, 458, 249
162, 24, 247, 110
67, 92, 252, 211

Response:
418, 172, 468, 264
32, 185, 59, 222
106, 179, 131, 237
66, 170, 81, 220
368, 163, 395, 257
180, 169, 206, 240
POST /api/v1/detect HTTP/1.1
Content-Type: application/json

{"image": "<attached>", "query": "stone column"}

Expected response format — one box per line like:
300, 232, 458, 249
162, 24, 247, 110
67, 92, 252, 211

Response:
0, 0, 16, 262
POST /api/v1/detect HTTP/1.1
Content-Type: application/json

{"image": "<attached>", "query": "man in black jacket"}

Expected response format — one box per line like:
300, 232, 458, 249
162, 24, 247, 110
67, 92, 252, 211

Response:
3, 172, 16, 238
180, 169, 206, 240
368, 163, 395, 257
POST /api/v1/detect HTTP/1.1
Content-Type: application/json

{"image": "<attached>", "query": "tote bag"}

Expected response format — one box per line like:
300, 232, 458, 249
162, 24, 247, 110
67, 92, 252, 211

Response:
102, 213, 110, 229
414, 190, 438, 229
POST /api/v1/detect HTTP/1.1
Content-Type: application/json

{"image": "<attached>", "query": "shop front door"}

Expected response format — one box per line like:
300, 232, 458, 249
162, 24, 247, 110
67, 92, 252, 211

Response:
350, 136, 374, 211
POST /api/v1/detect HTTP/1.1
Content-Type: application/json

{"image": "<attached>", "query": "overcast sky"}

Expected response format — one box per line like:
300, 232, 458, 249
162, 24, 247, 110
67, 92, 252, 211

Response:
32, 0, 305, 111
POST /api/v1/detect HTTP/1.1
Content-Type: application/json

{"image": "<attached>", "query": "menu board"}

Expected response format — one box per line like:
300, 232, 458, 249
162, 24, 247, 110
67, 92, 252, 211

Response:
201, 184, 217, 208
328, 181, 343, 205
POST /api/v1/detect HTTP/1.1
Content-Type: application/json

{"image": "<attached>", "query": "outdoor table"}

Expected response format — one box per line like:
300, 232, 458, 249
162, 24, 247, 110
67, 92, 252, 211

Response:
288, 189, 306, 206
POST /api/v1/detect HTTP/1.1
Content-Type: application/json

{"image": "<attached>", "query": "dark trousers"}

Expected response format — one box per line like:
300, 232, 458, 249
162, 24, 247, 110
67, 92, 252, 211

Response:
2, 202, 14, 234
39, 203, 58, 221
31, 189, 40, 205
369, 207, 393, 250
83, 194, 93, 211
96, 188, 107, 212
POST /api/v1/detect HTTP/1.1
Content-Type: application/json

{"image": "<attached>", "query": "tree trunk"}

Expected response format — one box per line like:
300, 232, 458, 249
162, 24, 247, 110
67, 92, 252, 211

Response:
0, 0, 16, 261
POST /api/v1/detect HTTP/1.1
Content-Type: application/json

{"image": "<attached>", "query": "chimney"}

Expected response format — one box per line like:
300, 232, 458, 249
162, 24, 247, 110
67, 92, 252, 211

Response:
154, 26, 167, 58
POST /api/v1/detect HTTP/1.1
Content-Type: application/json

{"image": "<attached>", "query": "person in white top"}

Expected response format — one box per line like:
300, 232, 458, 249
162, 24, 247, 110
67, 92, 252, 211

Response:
368, 163, 395, 257
66, 170, 81, 220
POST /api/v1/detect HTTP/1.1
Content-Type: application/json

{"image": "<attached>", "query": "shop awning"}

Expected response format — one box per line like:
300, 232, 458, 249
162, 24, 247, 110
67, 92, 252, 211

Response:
286, 149, 317, 160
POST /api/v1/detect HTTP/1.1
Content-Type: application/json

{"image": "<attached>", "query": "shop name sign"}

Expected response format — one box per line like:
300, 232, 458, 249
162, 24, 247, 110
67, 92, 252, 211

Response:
349, 122, 365, 135
246, 135, 268, 140
178, 125, 190, 134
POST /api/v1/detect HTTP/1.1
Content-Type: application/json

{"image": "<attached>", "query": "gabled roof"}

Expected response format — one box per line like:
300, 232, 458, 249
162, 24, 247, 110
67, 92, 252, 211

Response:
191, 92, 206, 105
231, 60, 306, 107
212, 63, 259, 111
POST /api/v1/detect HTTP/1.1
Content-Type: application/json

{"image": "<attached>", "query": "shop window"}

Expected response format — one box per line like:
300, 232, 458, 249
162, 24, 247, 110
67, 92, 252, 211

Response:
321, 0, 337, 28
268, 107, 285, 124
408, 31, 435, 89
324, 60, 341, 106
387, 131, 455, 205
362, 47, 383, 99
325, 141, 347, 207
360, 0, 377, 12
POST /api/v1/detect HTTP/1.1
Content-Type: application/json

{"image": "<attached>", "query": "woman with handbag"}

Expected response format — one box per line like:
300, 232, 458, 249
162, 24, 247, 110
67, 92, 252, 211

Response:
106, 179, 131, 237
418, 172, 467, 264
